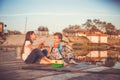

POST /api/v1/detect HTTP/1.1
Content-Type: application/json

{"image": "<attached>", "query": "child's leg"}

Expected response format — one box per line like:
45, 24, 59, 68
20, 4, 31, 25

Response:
69, 59, 78, 64
25, 49, 40, 64
42, 56, 51, 63
39, 57, 51, 64
41, 49, 48, 57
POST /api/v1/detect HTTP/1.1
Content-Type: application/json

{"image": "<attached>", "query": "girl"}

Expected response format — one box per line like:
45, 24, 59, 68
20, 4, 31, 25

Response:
21, 31, 51, 64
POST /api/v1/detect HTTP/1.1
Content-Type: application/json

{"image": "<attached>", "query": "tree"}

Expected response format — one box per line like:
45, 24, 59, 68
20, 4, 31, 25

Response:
63, 19, 119, 36
82, 19, 118, 35
91, 25, 97, 30
82, 19, 93, 30
38, 26, 49, 31
105, 23, 117, 35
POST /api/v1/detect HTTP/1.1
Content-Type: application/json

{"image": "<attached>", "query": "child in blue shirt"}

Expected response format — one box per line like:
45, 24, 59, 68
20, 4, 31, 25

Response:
48, 32, 77, 64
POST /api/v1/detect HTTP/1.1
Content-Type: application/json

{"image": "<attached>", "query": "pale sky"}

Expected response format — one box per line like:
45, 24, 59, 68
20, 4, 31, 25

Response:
0, 0, 120, 33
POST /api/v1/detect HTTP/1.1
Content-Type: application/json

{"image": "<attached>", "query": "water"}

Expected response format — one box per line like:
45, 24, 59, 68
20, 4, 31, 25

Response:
75, 50, 120, 69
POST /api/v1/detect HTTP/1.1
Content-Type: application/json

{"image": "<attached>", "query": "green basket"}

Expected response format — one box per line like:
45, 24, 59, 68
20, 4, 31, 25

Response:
51, 60, 64, 68
51, 63, 63, 68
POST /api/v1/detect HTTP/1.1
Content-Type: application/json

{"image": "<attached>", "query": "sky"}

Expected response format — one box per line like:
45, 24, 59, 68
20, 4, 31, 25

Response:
0, 0, 120, 33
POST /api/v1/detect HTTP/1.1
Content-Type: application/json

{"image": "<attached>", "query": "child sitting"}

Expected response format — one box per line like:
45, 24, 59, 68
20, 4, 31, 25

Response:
48, 32, 78, 64
21, 31, 51, 64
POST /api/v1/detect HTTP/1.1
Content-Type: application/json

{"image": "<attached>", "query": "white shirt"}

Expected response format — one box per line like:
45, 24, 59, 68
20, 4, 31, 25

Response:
22, 41, 32, 61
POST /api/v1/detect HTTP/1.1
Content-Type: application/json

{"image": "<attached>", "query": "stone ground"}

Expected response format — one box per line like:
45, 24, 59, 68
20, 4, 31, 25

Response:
0, 50, 120, 80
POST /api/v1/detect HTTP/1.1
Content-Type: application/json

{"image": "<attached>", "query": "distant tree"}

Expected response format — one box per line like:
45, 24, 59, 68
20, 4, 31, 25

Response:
91, 25, 97, 30
14, 30, 22, 35
63, 25, 81, 33
63, 19, 119, 36
82, 19, 93, 30
38, 26, 49, 31
105, 23, 117, 35
68, 25, 81, 29
8, 30, 21, 35
82, 19, 118, 35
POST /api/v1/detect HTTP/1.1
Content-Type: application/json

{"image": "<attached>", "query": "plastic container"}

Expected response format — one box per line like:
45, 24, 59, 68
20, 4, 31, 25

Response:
51, 60, 64, 68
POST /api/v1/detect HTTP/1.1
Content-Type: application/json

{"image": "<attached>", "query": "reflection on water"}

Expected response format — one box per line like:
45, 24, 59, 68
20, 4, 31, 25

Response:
76, 50, 120, 69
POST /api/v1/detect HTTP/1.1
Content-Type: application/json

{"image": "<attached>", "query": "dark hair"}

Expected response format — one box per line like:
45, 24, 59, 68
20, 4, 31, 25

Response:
25, 31, 34, 43
21, 31, 35, 54
54, 32, 62, 41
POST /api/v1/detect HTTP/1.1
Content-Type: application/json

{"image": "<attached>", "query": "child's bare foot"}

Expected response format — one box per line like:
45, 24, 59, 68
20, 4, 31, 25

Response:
40, 59, 51, 65
40, 61, 51, 65
69, 59, 78, 64
64, 62, 68, 67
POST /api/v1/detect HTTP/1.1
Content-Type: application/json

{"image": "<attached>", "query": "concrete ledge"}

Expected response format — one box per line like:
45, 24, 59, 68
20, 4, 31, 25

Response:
0, 45, 22, 59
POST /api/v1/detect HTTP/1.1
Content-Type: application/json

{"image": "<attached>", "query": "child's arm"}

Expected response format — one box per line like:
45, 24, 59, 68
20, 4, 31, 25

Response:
61, 42, 73, 51
28, 40, 45, 50
47, 42, 54, 54
65, 44, 73, 51
48, 44, 54, 54
28, 44, 39, 50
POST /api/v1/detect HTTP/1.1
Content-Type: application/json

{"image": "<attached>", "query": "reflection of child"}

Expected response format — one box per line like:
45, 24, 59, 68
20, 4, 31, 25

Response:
48, 32, 77, 64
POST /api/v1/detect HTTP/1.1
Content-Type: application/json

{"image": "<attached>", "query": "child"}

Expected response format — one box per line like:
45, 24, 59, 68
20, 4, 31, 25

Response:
48, 32, 77, 64
21, 31, 51, 64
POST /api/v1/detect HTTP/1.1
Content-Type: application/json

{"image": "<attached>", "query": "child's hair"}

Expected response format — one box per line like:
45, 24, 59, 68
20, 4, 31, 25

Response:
25, 31, 34, 43
54, 32, 62, 41
21, 31, 35, 54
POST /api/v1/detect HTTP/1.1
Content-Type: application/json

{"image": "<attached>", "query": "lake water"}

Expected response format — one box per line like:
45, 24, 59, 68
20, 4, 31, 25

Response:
75, 50, 120, 69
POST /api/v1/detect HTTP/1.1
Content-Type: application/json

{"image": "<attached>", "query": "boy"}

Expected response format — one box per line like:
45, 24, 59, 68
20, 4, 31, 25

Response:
48, 32, 78, 64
